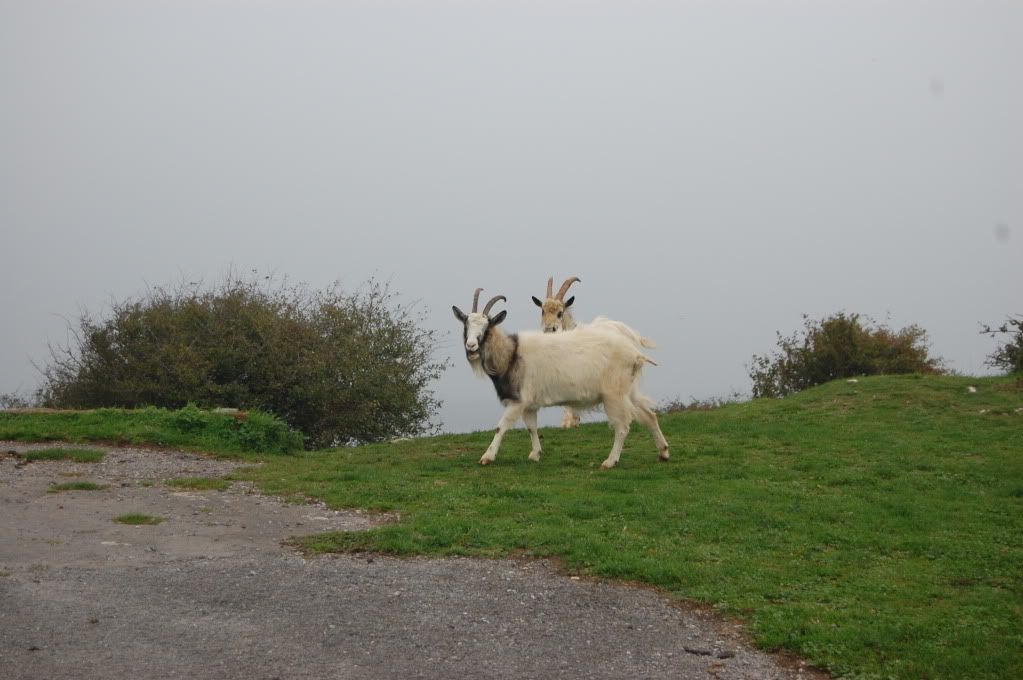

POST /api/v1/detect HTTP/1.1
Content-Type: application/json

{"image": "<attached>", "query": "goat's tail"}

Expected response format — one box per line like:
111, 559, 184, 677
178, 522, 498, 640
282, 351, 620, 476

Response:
632, 354, 657, 375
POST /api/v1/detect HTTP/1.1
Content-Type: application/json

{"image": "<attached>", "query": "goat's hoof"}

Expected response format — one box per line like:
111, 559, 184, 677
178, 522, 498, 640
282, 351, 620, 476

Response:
658, 449, 671, 462
528, 451, 541, 462
600, 459, 617, 470
479, 456, 494, 466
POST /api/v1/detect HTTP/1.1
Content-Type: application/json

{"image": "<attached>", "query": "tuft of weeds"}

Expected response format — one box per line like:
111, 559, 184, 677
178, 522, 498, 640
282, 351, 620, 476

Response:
166, 477, 232, 492
48, 481, 108, 493
658, 391, 746, 414
23, 447, 105, 463
114, 513, 164, 525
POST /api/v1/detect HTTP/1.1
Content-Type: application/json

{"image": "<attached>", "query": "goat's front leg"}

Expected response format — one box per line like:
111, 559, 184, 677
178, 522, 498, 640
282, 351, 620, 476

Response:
601, 424, 630, 469
600, 396, 631, 469
523, 408, 542, 461
481, 402, 525, 465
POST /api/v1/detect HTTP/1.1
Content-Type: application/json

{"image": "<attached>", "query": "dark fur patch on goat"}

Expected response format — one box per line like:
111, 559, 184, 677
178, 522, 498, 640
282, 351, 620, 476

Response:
485, 333, 520, 402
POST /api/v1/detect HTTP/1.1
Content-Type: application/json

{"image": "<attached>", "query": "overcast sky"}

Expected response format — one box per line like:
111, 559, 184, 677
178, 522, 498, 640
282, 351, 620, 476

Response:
2, 1, 1020, 435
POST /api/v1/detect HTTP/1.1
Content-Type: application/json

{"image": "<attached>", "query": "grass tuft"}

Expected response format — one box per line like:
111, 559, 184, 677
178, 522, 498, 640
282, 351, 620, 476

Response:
23, 447, 105, 463
166, 477, 232, 491
48, 481, 108, 493
114, 513, 165, 525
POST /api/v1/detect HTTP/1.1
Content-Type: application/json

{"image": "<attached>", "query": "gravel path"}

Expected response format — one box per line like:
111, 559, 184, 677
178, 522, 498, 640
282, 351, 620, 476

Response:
0, 442, 827, 679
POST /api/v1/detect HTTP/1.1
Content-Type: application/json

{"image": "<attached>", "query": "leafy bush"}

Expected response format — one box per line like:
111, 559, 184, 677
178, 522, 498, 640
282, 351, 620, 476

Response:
170, 403, 207, 432
749, 312, 945, 398
34, 273, 447, 448
980, 315, 1023, 374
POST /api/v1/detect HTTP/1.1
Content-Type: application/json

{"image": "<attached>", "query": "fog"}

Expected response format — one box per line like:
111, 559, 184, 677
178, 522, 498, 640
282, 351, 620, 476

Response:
2, 1, 1020, 434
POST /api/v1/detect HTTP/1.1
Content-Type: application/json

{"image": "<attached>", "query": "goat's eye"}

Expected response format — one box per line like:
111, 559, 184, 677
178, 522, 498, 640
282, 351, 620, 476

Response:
557, 312, 563, 318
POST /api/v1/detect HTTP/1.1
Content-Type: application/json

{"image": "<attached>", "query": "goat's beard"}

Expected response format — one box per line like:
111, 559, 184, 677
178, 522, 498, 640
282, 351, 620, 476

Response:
467, 351, 487, 378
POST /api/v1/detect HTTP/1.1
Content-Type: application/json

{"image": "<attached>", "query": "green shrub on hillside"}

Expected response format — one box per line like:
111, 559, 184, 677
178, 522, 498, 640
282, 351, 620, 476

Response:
981, 315, 1023, 374
749, 312, 944, 398
34, 273, 447, 448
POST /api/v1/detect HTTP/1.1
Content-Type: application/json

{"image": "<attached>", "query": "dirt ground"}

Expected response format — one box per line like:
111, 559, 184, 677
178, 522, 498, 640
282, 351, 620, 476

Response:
0, 442, 827, 679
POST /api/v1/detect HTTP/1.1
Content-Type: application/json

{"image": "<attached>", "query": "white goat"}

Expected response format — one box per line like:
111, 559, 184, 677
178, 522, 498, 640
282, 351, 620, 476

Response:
532, 275, 583, 428
453, 288, 670, 469
532, 275, 581, 334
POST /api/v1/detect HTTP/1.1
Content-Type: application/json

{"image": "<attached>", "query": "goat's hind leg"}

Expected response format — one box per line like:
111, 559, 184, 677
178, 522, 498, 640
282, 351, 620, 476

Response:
560, 406, 580, 429
634, 398, 670, 461
481, 402, 525, 465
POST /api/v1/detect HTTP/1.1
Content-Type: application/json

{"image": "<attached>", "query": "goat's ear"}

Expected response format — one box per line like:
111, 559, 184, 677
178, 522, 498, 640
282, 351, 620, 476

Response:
531, 296, 543, 308
490, 310, 507, 326
564, 296, 575, 308
452, 306, 467, 323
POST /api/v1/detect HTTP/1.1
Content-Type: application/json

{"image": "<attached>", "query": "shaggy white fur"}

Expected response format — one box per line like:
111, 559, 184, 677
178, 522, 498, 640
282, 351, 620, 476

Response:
532, 276, 583, 428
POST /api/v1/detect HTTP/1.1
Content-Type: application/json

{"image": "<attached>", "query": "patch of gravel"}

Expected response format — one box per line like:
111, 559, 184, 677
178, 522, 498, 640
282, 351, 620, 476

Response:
0, 442, 828, 680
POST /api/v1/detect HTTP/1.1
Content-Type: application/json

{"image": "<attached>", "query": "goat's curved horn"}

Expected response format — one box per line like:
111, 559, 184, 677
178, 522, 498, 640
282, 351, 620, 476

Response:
555, 276, 581, 301
546, 277, 554, 299
482, 295, 507, 316
472, 287, 483, 312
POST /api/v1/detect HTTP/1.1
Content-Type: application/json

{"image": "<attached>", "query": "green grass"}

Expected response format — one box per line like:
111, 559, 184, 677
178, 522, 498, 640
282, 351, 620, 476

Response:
48, 481, 108, 493
0, 404, 302, 456
22, 447, 106, 463
114, 513, 165, 525
232, 374, 1023, 679
166, 476, 232, 491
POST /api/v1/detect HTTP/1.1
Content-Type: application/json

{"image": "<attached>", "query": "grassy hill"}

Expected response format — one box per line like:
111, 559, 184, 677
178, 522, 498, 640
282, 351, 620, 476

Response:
237, 374, 1022, 679
5, 374, 1020, 677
